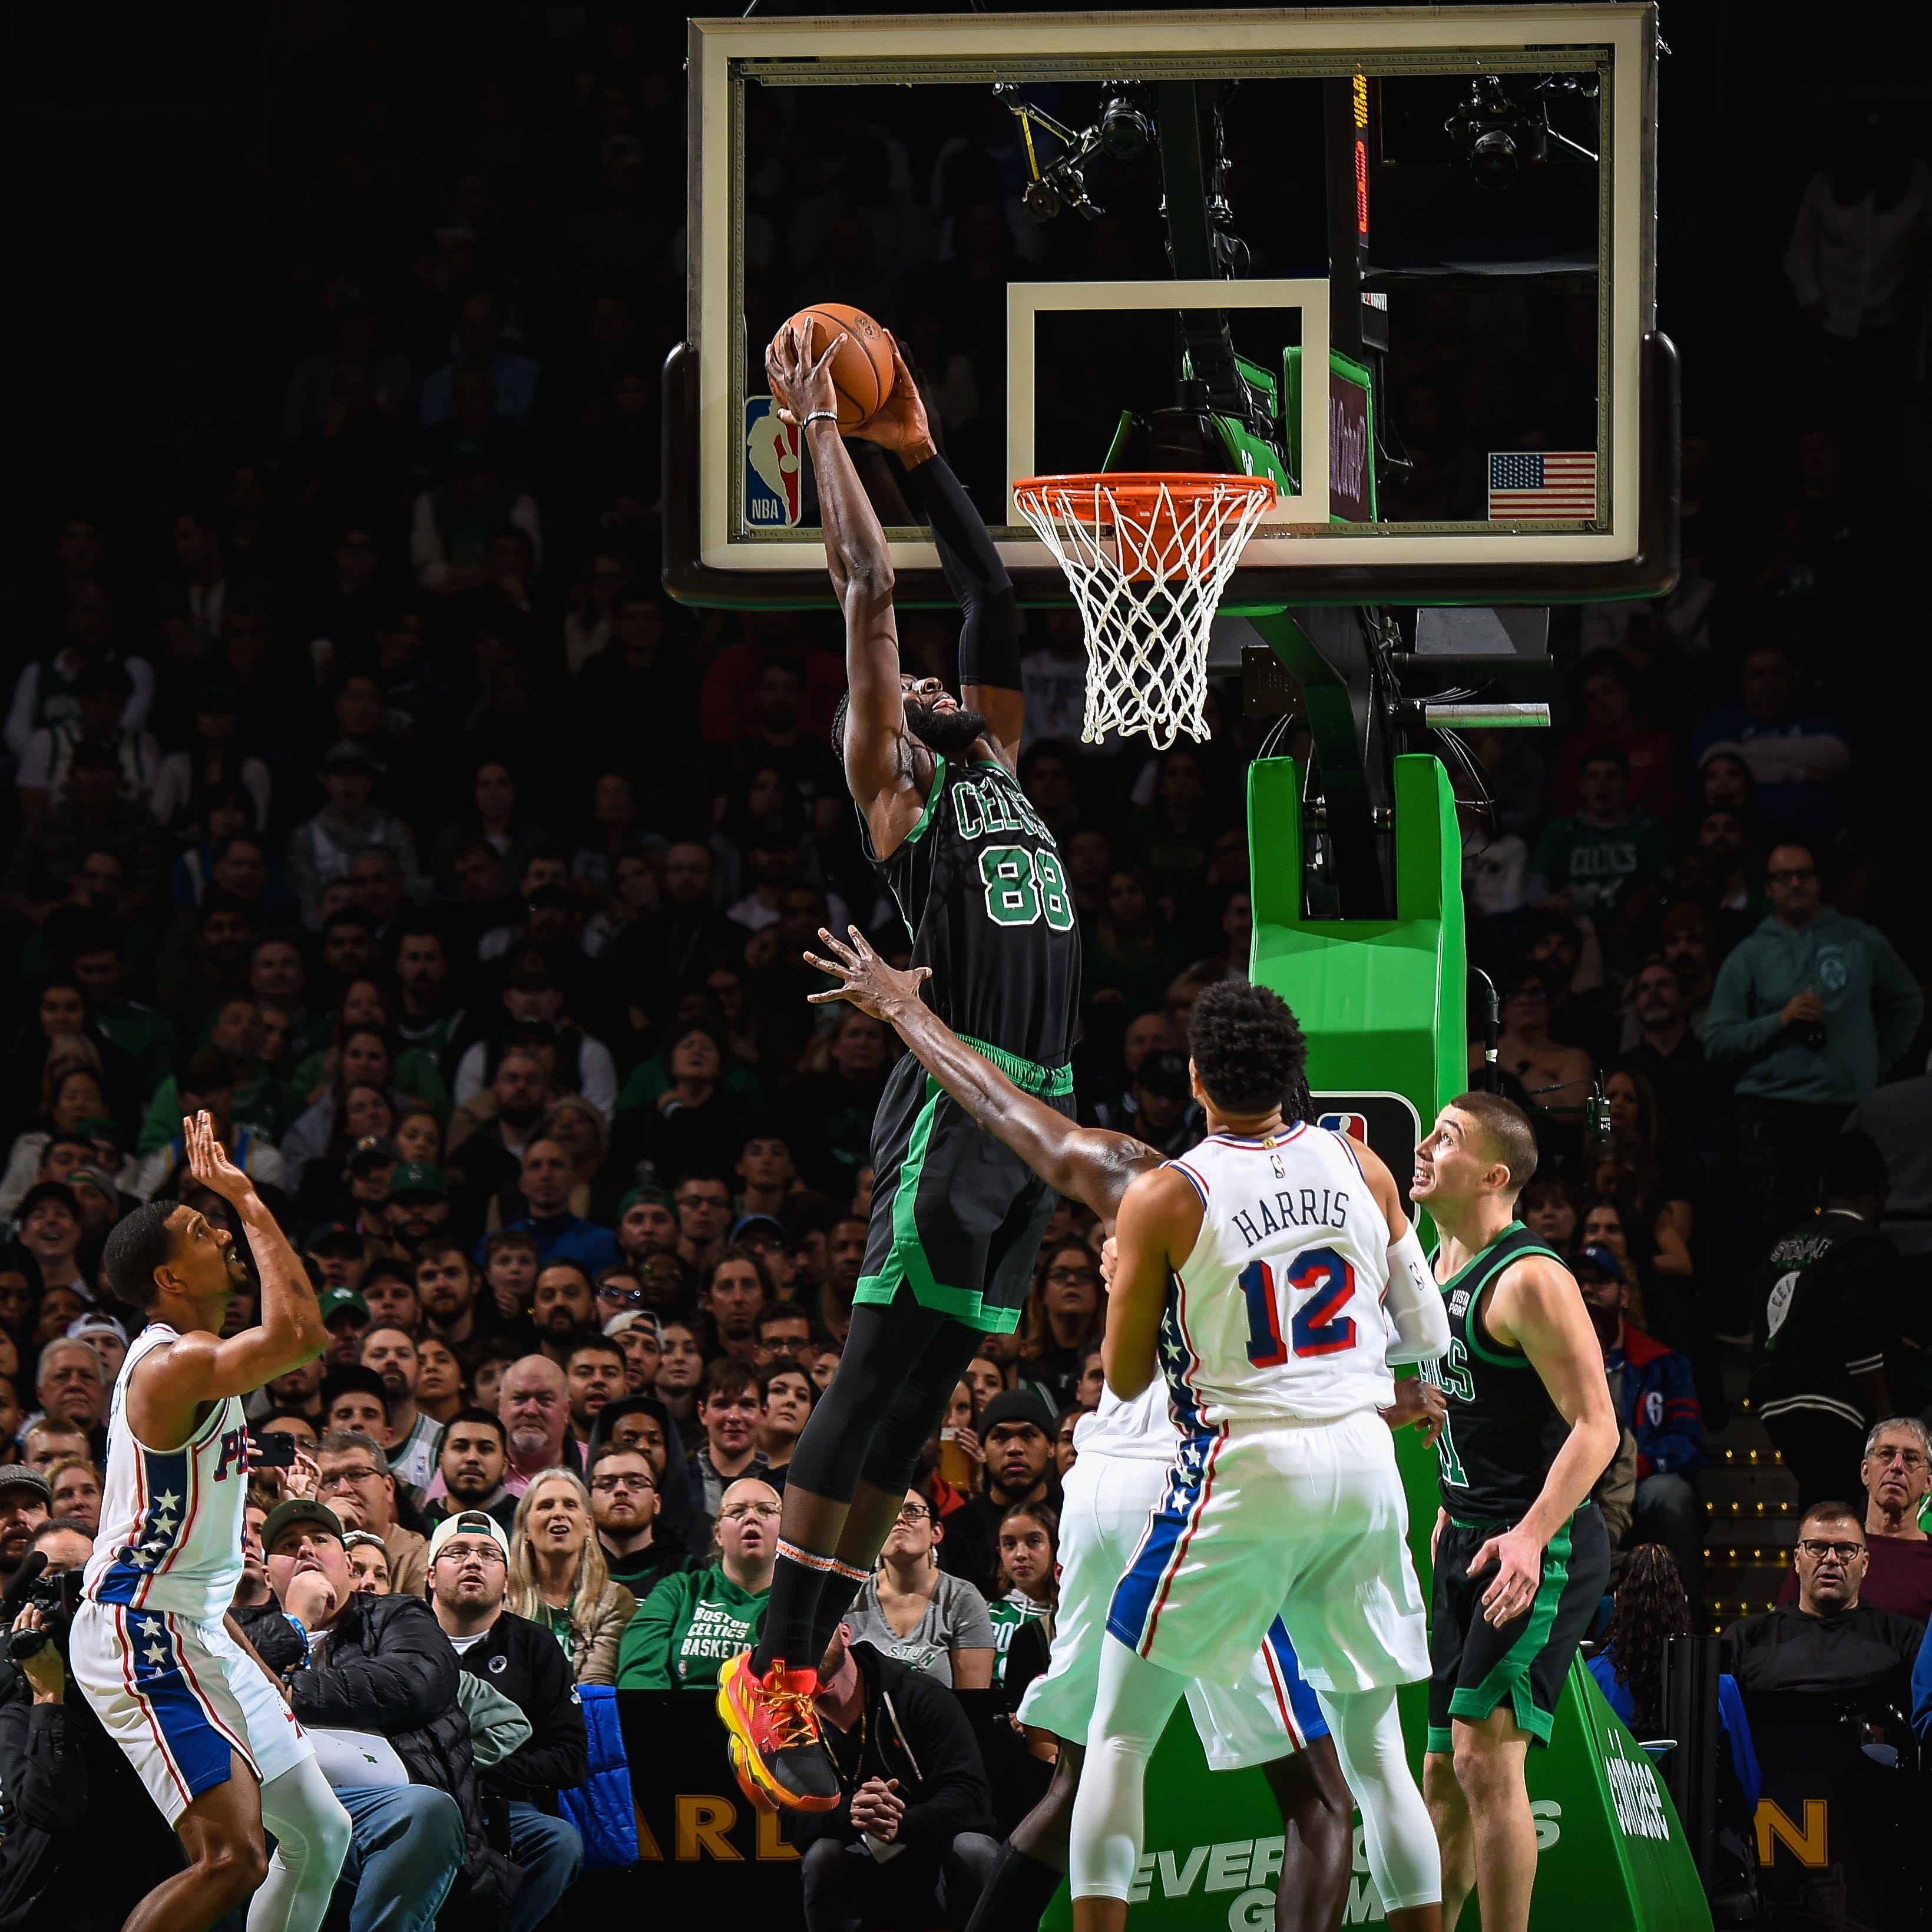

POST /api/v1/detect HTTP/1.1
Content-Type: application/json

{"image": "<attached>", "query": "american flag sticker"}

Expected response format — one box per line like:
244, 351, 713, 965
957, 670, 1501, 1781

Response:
1487, 451, 1598, 521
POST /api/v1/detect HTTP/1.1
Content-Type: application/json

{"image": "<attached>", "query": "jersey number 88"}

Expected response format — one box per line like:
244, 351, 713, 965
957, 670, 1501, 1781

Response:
979, 845, 1074, 931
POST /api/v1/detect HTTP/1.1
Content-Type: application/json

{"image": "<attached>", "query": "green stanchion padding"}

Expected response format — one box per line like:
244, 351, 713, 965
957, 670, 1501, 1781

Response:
1039, 753, 1709, 1930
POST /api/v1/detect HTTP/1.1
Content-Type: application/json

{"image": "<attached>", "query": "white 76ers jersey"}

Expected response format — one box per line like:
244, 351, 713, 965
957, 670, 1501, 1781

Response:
1162, 1126, 1394, 1427
83, 1322, 252, 1623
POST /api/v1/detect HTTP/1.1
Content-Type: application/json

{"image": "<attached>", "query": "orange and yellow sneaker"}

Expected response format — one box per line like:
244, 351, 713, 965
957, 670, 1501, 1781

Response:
716, 1652, 841, 1812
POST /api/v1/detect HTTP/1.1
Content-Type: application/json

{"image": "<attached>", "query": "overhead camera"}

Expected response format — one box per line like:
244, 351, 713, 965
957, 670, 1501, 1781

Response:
1097, 83, 1152, 162
1445, 75, 1529, 191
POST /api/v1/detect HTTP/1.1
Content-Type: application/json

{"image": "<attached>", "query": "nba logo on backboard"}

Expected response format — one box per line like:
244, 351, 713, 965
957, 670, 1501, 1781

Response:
1319, 1111, 1369, 1142
745, 396, 801, 527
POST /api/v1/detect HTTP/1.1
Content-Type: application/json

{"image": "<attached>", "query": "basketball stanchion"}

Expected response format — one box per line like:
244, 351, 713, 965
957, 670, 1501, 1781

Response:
1012, 471, 1276, 749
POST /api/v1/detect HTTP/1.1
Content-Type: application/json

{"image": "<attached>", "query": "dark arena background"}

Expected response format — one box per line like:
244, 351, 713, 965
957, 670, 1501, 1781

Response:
4, 6, 1928, 1932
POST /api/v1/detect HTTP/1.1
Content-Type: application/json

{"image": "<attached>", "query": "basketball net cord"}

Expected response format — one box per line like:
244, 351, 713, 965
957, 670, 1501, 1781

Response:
1014, 476, 1275, 750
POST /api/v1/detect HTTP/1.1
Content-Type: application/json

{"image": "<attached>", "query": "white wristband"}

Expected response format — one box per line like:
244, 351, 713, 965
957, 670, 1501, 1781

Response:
802, 409, 839, 429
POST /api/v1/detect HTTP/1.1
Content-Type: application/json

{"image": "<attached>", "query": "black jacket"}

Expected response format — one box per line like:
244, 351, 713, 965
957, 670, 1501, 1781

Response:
239, 1593, 520, 1917
0, 1695, 85, 1930
792, 1642, 994, 1862
454, 1609, 588, 1808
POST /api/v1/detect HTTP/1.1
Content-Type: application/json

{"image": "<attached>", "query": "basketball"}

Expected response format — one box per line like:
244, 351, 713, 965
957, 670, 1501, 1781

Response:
775, 301, 895, 432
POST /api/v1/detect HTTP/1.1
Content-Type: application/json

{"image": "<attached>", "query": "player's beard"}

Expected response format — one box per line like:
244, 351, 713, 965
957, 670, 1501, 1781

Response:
905, 697, 989, 755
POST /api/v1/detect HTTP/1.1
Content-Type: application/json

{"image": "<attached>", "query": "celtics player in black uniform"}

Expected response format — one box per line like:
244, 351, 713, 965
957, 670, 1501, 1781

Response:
719, 319, 1080, 1813
1410, 1093, 1618, 1932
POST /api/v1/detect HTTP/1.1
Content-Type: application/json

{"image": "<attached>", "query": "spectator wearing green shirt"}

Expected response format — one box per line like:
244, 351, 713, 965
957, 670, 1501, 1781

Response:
1527, 745, 1671, 919
987, 1500, 1057, 1691
1708, 841, 1924, 1253
65, 915, 174, 1097
137, 994, 284, 1150
617, 1476, 778, 1688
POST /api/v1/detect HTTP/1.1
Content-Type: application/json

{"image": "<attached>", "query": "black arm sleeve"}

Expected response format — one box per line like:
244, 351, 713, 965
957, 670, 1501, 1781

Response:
900, 454, 1021, 692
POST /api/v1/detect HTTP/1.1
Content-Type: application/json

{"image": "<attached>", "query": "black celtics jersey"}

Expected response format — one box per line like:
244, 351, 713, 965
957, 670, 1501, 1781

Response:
865, 754, 1081, 1071
1420, 1222, 1572, 1523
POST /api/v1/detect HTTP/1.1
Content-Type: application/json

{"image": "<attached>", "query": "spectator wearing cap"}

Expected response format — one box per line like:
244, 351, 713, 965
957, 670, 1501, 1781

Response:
0, 1467, 51, 1586
425, 1409, 521, 1537
238, 1497, 510, 1932
131, 1051, 285, 1203
315, 1425, 431, 1599
1778, 1420, 1932, 1624
428, 1510, 588, 1931
286, 741, 422, 932
308, 1218, 371, 1295
489, 1140, 620, 1276
12, 1183, 88, 1301
613, 1185, 679, 1268
360, 1325, 439, 1497
1125, 1049, 1201, 1158
68, 1308, 128, 1384
1577, 1244, 1705, 1595
1707, 842, 1923, 1253
935, 1390, 1062, 1590
451, 964, 618, 1123
617, 1476, 779, 1689
603, 1308, 661, 1393
384, 1160, 452, 1259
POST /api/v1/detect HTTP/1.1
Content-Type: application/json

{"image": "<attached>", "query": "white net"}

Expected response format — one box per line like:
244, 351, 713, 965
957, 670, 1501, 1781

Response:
1013, 472, 1276, 750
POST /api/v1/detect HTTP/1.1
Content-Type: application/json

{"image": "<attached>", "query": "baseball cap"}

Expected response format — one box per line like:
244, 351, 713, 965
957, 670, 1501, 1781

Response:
317, 1286, 371, 1326
16, 1181, 81, 1223
261, 1498, 345, 1553
428, 1509, 512, 1565
0, 1467, 52, 1508
730, 1213, 788, 1245
347, 1136, 400, 1175
68, 1312, 130, 1348
78, 1116, 124, 1149
305, 1222, 365, 1255
67, 1165, 119, 1202
388, 1162, 448, 1200
319, 740, 381, 776
1134, 1051, 1193, 1101
604, 1309, 662, 1343
1574, 1245, 1625, 1283
618, 1185, 674, 1217
975, 1390, 1057, 1439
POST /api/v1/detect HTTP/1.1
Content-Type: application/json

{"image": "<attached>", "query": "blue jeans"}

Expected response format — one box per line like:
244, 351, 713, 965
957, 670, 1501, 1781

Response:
507, 1799, 584, 1932
332, 1784, 466, 1932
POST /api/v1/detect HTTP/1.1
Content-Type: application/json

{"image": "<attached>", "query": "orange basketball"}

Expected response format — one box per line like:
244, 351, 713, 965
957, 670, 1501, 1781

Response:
776, 301, 895, 432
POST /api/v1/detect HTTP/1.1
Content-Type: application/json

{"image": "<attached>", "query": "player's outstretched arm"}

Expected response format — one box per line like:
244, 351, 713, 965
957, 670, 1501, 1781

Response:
167, 1113, 329, 1404
766, 323, 914, 838
1469, 1255, 1619, 1627
1103, 1166, 1204, 1400
806, 926, 1149, 1218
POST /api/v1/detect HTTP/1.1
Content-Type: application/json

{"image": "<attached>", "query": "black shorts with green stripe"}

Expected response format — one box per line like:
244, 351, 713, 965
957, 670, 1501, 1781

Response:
854, 1043, 1076, 1335
1425, 1502, 1609, 1752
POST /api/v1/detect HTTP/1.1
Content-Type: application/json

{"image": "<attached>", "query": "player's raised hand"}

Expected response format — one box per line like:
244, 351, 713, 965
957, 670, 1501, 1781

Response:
184, 1109, 254, 1208
1471, 1526, 1545, 1628
849, 335, 935, 458
766, 318, 845, 429
805, 925, 930, 1021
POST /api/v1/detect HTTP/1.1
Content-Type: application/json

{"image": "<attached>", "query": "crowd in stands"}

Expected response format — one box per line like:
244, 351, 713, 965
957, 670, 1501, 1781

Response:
1, 9, 1926, 1928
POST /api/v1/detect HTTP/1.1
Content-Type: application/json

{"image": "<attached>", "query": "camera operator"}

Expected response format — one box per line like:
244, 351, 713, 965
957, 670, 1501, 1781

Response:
0, 1516, 181, 1931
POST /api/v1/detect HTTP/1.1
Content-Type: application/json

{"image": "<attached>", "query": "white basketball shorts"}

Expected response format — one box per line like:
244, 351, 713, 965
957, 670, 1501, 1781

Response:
71, 1599, 313, 1824
1018, 1445, 1328, 1769
1105, 1408, 1430, 1693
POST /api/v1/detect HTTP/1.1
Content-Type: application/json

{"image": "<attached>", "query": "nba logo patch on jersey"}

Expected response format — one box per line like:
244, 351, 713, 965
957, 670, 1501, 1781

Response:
1318, 1111, 1369, 1142
745, 397, 802, 527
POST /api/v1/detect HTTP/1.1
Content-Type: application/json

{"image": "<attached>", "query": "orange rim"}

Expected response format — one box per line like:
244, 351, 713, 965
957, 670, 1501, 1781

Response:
1012, 471, 1276, 518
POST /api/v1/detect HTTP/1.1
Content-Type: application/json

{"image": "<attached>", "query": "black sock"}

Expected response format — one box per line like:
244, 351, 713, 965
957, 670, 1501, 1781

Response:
806, 1557, 875, 1665
961, 1843, 1064, 1932
750, 1543, 832, 1676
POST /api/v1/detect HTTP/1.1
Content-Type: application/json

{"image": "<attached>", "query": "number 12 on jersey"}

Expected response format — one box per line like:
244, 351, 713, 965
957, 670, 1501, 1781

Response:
1238, 1246, 1359, 1367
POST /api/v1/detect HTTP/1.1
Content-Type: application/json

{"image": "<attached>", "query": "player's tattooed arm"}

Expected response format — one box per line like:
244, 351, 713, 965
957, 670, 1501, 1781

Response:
806, 925, 1149, 1218
1470, 1253, 1620, 1627
1103, 1166, 1206, 1400
766, 322, 922, 846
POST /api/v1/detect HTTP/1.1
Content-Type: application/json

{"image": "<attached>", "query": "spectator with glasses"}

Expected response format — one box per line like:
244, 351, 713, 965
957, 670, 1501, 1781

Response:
1725, 1502, 1925, 1712
617, 1476, 779, 1689
428, 1511, 588, 1932
842, 1491, 996, 1688
588, 1440, 687, 1599
315, 1427, 430, 1597
1777, 1419, 1932, 1623
507, 1467, 637, 1684
1017, 1242, 1105, 1414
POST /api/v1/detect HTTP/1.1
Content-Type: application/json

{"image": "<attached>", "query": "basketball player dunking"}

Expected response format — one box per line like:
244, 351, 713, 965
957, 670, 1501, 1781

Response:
71, 1114, 351, 1932
804, 924, 1453, 1932
719, 323, 1080, 1810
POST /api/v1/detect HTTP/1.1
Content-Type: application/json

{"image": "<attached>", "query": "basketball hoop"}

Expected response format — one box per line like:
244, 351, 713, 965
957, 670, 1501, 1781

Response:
1013, 471, 1276, 750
